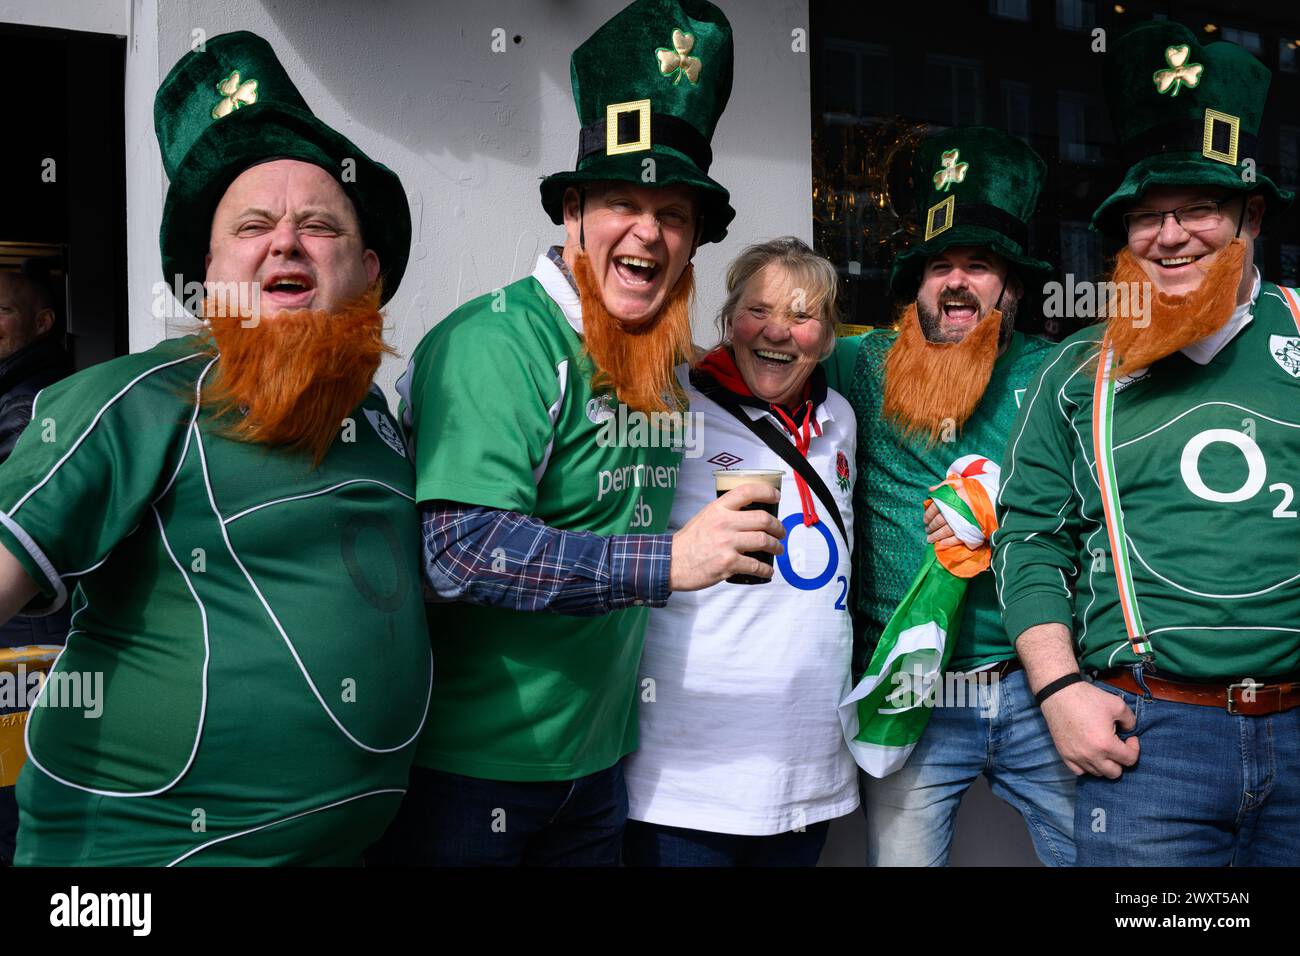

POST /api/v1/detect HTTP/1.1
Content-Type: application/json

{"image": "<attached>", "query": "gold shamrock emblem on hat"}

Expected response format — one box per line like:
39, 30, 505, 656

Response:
656, 29, 702, 86
211, 69, 259, 119
1153, 44, 1203, 97
933, 149, 969, 192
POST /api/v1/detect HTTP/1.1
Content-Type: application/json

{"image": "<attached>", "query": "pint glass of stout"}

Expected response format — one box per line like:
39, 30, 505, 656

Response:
712, 468, 783, 585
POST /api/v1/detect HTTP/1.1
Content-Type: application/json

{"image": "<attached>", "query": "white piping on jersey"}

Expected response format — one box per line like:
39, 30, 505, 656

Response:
154, 357, 217, 504
193, 426, 433, 755
1103, 627, 1300, 667
66, 551, 116, 579
1113, 401, 1300, 452
1060, 373, 1104, 496
223, 479, 414, 525
533, 360, 568, 485
165, 787, 405, 866
0, 511, 67, 613
1106, 640, 1129, 667
1047, 445, 1098, 647
994, 341, 1097, 617
1127, 536, 1300, 599
6, 351, 208, 518
996, 339, 1095, 509
23, 500, 211, 799
1078, 522, 1104, 649
57, 593, 89, 647
66, 588, 87, 628
60, 358, 218, 582
1260, 287, 1296, 311
994, 495, 1071, 612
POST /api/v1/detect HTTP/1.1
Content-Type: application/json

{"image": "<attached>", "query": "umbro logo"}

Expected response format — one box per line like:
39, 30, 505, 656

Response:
708, 451, 743, 468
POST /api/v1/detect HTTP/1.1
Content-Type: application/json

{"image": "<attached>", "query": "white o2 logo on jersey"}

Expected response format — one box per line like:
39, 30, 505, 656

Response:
1179, 428, 1295, 517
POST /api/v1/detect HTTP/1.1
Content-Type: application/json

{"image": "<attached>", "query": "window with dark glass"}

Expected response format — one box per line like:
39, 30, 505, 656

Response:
1002, 80, 1032, 144
989, 0, 1030, 20
1058, 91, 1102, 164
926, 55, 983, 128
1056, 0, 1096, 32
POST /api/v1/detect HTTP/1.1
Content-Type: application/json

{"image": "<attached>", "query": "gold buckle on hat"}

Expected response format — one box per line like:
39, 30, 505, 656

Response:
924, 195, 955, 241
1202, 108, 1240, 166
606, 99, 652, 156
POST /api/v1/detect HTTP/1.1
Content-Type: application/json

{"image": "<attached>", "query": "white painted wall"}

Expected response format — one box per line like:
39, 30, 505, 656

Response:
132, 0, 813, 396
0, 0, 127, 36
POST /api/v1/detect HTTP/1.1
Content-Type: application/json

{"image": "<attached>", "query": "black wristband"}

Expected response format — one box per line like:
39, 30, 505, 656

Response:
1035, 672, 1084, 707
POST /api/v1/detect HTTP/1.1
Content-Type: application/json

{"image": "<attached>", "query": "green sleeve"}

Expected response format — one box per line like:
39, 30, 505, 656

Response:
0, 349, 203, 611
991, 342, 1084, 645
821, 334, 864, 395
405, 302, 563, 513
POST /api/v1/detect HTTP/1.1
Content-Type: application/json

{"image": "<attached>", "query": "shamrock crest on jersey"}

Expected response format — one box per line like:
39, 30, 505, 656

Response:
365, 408, 407, 457
1270, 335, 1300, 378
586, 394, 616, 424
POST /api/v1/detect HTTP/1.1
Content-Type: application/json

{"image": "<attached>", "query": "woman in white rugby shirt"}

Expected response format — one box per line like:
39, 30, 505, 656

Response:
622, 237, 858, 867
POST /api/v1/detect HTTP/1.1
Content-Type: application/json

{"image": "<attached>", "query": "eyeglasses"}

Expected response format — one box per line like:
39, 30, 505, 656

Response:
740, 304, 824, 327
1122, 198, 1237, 238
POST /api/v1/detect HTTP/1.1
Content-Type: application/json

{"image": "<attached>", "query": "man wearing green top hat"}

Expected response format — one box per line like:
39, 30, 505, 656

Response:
824, 127, 1076, 866
372, 0, 783, 867
0, 31, 432, 865
996, 21, 1300, 865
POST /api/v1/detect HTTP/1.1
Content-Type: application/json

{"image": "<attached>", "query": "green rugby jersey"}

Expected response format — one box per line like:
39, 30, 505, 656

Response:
0, 335, 432, 865
825, 329, 1053, 672
399, 263, 680, 782
995, 281, 1300, 680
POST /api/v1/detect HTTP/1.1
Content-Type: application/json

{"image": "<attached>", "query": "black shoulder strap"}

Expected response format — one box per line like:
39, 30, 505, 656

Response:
714, 401, 849, 547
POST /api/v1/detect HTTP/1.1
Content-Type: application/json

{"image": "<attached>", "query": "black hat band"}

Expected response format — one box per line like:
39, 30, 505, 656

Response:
925, 198, 1028, 249
577, 109, 713, 173
1121, 115, 1256, 168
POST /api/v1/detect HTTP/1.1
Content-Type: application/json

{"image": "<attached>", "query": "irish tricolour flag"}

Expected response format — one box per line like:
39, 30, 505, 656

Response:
839, 455, 1001, 778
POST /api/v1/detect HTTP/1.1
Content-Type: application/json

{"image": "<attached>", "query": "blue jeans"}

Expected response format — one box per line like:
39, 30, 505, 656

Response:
622, 819, 830, 867
365, 761, 628, 866
1076, 668, 1300, 866
861, 666, 1076, 866
0, 601, 70, 648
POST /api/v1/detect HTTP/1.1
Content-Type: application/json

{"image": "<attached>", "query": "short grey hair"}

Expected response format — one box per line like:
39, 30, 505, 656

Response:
717, 236, 841, 352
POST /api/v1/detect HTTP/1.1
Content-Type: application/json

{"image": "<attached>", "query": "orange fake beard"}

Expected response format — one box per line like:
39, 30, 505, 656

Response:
882, 302, 1004, 447
572, 251, 695, 415
202, 286, 394, 467
1102, 238, 1246, 372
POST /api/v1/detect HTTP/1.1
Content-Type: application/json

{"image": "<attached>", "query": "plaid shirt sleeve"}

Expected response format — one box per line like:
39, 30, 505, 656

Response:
421, 502, 672, 616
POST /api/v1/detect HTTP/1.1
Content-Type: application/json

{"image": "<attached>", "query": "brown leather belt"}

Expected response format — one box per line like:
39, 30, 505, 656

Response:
949, 658, 1022, 678
987, 658, 1023, 678
1096, 669, 1300, 716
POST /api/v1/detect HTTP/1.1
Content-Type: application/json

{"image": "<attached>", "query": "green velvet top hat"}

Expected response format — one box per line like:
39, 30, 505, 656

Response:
154, 31, 411, 305
539, 0, 735, 245
1092, 21, 1294, 235
889, 126, 1052, 296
